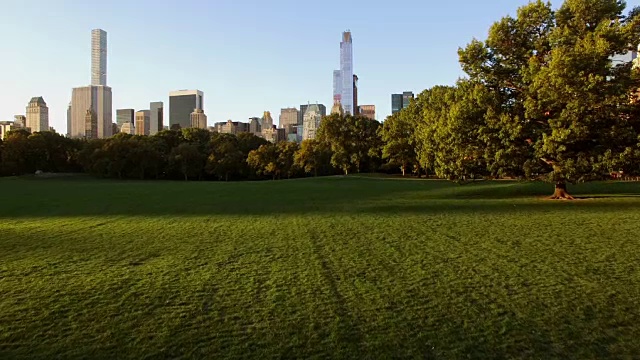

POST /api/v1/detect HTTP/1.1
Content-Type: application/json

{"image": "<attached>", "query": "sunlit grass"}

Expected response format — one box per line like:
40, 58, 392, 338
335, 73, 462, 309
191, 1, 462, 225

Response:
1, 177, 640, 359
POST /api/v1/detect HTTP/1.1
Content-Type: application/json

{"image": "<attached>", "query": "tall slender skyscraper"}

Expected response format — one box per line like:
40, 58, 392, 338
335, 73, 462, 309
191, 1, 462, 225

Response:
340, 31, 354, 115
91, 29, 107, 86
72, 29, 111, 138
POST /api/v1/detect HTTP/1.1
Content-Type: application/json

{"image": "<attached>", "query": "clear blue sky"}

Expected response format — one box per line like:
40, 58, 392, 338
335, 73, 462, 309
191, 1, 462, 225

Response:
1, 0, 638, 132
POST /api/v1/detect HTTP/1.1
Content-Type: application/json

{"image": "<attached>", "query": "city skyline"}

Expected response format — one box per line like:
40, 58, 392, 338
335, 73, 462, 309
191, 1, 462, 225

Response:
0, 0, 624, 133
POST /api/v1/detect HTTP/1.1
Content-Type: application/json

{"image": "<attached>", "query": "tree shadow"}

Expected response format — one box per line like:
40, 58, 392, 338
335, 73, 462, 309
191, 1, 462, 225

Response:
0, 177, 638, 219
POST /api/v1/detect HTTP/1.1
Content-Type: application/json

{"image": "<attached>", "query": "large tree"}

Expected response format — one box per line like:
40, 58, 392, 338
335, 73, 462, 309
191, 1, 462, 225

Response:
317, 114, 383, 175
1, 129, 31, 175
415, 83, 491, 181
381, 108, 419, 176
247, 143, 279, 180
206, 133, 244, 181
294, 139, 333, 177
169, 143, 205, 181
458, 0, 640, 198
276, 141, 300, 179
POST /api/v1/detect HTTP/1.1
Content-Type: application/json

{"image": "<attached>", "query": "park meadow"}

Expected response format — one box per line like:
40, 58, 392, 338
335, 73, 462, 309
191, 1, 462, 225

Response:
1, 176, 640, 358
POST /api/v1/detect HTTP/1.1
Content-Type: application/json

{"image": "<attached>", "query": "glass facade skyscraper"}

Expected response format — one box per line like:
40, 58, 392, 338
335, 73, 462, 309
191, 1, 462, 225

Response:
402, 91, 414, 109
169, 90, 203, 129
340, 31, 354, 115
391, 92, 414, 114
333, 70, 342, 103
91, 29, 107, 86
116, 109, 134, 129
391, 94, 403, 114
150, 102, 163, 135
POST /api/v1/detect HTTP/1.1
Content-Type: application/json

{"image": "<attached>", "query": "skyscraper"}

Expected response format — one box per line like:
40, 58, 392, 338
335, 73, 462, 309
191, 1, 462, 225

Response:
116, 109, 134, 129
169, 90, 203, 129
402, 91, 414, 109
26, 97, 49, 132
391, 94, 403, 114
299, 104, 326, 125
391, 92, 414, 114
13, 115, 26, 129
303, 104, 322, 141
91, 29, 107, 86
249, 117, 261, 134
150, 102, 163, 135
67, 102, 72, 137
340, 31, 354, 115
358, 105, 376, 120
135, 110, 150, 136
85, 109, 98, 139
71, 86, 112, 138
353, 74, 359, 115
71, 29, 112, 138
262, 111, 274, 129
190, 109, 207, 129
279, 108, 299, 135
333, 70, 342, 103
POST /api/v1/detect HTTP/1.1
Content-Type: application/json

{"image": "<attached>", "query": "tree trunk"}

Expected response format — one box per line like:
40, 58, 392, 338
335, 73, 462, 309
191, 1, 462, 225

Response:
225, 173, 229, 182
550, 181, 575, 200
184, 173, 188, 181
402, 164, 406, 177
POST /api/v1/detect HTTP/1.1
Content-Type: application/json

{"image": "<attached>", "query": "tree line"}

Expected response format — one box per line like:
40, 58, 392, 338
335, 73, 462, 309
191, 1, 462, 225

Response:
0, 114, 384, 182
2, 0, 640, 197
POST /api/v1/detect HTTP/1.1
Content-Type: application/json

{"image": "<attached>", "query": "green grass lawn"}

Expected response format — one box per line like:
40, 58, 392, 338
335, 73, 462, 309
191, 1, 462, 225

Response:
1, 176, 640, 359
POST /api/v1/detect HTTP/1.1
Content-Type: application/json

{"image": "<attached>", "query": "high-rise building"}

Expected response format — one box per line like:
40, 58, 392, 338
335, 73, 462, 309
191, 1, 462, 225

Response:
70, 29, 112, 138
169, 90, 203, 129
358, 105, 376, 120
299, 104, 326, 125
262, 111, 274, 129
25, 97, 49, 132
112, 123, 119, 135
190, 109, 207, 129
303, 104, 322, 141
91, 29, 107, 86
215, 120, 250, 134
402, 91, 414, 109
0, 121, 16, 139
333, 70, 342, 103
84, 109, 98, 139
279, 108, 299, 135
67, 103, 72, 136
150, 102, 163, 135
262, 126, 286, 143
135, 110, 150, 136
391, 92, 414, 114
340, 31, 354, 115
120, 122, 134, 135
116, 109, 134, 130
249, 117, 261, 134
71, 85, 112, 138
331, 101, 344, 116
353, 74, 359, 115
391, 94, 403, 114
13, 115, 26, 129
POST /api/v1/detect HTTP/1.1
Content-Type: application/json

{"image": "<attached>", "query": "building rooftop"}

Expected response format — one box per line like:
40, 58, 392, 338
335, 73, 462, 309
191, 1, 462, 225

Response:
29, 97, 46, 106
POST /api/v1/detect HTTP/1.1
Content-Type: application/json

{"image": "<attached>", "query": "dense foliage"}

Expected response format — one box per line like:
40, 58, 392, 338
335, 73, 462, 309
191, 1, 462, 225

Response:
0, 115, 383, 181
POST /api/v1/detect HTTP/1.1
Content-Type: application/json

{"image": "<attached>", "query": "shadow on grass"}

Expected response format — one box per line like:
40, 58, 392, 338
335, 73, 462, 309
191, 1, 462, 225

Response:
0, 177, 638, 219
